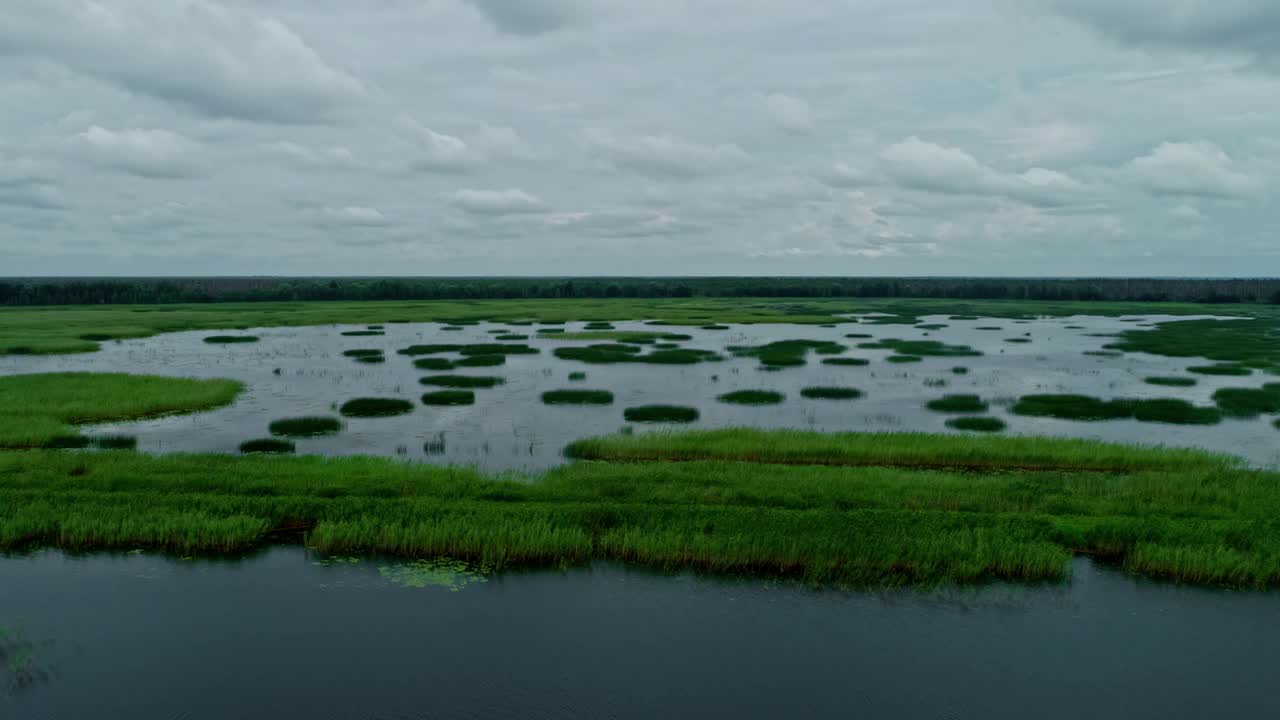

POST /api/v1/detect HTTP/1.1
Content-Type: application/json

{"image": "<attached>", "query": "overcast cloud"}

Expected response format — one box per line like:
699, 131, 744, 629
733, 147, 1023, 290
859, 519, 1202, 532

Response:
1, 0, 1276, 276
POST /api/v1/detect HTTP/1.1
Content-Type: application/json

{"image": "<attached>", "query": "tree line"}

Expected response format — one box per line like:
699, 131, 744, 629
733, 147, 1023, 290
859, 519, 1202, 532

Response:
2, 277, 1279, 306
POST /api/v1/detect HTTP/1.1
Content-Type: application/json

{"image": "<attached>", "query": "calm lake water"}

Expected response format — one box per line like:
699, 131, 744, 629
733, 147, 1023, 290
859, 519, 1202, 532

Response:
2, 548, 1278, 719
2, 314, 1278, 470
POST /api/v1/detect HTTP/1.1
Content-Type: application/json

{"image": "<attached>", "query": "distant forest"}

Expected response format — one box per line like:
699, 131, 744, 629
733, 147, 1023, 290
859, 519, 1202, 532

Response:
2, 277, 1279, 306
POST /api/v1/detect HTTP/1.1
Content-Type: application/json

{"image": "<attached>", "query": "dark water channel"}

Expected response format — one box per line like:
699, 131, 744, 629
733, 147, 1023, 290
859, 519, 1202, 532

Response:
3, 548, 1278, 719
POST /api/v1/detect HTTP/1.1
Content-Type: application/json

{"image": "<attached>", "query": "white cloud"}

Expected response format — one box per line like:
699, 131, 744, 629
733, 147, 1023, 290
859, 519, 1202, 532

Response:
263, 141, 359, 170
449, 188, 545, 215
587, 130, 751, 179
1128, 142, 1257, 198
315, 206, 392, 227
880, 137, 1084, 206
0, 0, 363, 122
74, 125, 202, 179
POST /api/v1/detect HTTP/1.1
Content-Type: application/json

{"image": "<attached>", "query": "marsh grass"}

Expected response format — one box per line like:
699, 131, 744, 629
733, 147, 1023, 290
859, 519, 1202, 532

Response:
458, 344, 539, 356
353, 355, 386, 364
1211, 385, 1280, 418
718, 390, 786, 405
1005, 338, 1033, 344
419, 375, 505, 389
1188, 364, 1253, 376
822, 358, 870, 367
569, 371, 587, 381
339, 398, 414, 418
951, 366, 970, 375
1013, 394, 1223, 425
495, 334, 528, 341
728, 340, 845, 368
1145, 376, 1197, 387
204, 335, 259, 344
542, 390, 615, 405
624, 405, 700, 423
554, 346, 720, 365
926, 395, 988, 413
858, 339, 981, 358
239, 438, 295, 454
421, 390, 476, 406
887, 355, 923, 364
946, 417, 1006, 433
701, 324, 730, 330
341, 331, 385, 337
0, 373, 243, 449
800, 387, 863, 400
343, 349, 384, 358
269, 416, 343, 437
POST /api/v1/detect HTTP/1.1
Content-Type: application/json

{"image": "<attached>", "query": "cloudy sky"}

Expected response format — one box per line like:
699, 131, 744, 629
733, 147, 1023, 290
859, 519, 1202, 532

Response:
2, 0, 1278, 276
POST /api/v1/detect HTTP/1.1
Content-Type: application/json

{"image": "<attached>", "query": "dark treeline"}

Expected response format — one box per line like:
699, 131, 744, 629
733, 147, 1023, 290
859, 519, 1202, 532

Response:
2, 277, 1280, 306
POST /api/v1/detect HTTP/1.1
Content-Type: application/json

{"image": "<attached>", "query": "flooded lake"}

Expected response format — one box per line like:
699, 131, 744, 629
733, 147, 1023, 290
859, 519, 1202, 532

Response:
3, 548, 1278, 718
2, 314, 1276, 470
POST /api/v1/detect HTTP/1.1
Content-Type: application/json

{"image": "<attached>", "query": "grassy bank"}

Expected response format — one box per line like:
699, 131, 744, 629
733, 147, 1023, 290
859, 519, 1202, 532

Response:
1, 440, 1278, 587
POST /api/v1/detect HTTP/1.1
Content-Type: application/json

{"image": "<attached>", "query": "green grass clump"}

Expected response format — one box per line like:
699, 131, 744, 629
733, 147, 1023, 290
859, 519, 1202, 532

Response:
887, 355, 923, 364
1211, 385, 1280, 418
1145, 376, 1197, 387
458, 343, 539, 356
1083, 350, 1121, 357
204, 335, 259, 344
728, 340, 845, 368
822, 357, 870, 367
845, 333, 874, 339
343, 349, 383, 358
951, 366, 970, 375
976, 326, 1002, 331
584, 322, 615, 330
1188, 364, 1253, 377
341, 330, 384, 337
916, 324, 948, 330
566, 428, 1235, 473
623, 405, 701, 423
268, 417, 343, 437
542, 390, 615, 405
398, 344, 462, 356
926, 395, 988, 413
495, 334, 528, 341
1013, 395, 1223, 425
0, 373, 244, 449
800, 387, 863, 400
91, 435, 139, 450
1109, 318, 1280, 368
239, 438, 295, 454
568, 371, 587, 381
353, 355, 385, 364
718, 390, 786, 405
701, 324, 730, 330
413, 358, 455, 370
455, 355, 506, 368
946, 417, 1006, 433
338, 398, 414, 418
550, 331, 690, 343
858, 339, 982, 358
419, 375, 505, 389
421, 390, 476, 406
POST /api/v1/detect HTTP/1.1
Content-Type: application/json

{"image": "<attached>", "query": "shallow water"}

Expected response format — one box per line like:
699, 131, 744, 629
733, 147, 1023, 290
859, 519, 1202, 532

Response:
2, 548, 1278, 719
3, 314, 1277, 470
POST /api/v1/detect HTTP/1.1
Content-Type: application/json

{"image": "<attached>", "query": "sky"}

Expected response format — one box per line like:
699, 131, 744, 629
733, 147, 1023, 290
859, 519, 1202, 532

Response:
1, 0, 1278, 277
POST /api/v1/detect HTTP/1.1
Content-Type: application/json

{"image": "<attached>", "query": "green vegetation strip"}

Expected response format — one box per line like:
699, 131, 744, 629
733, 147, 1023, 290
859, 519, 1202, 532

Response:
1012, 394, 1223, 425
1211, 384, 1280, 418
204, 335, 259, 344
555, 346, 721, 365
1145, 376, 1197, 387
623, 405, 700, 423
1188, 364, 1253, 377
0, 373, 243, 449
859, 339, 982, 358
564, 428, 1234, 473
338, 398, 414, 418
541, 390, 615, 405
728, 340, 844, 368
822, 357, 870, 367
945, 417, 1006, 433
420, 375, 504, 389
800, 387, 863, 400
718, 390, 785, 405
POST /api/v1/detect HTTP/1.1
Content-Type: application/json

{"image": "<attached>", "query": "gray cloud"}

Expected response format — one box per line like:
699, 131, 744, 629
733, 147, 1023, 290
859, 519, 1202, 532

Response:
449, 188, 545, 215
587, 130, 752, 179
465, 0, 586, 35
73, 126, 204, 179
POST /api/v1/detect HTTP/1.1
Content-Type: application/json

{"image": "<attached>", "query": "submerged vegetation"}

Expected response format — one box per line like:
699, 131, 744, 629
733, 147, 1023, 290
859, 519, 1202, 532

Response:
718, 390, 786, 405
623, 405, 701, 423
541, 390, 615, 405
338, 398, 415, 418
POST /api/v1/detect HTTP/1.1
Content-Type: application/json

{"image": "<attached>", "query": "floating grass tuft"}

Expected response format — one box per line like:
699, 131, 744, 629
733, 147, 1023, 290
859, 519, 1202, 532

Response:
1188, 364, 1253, 377
822, 357, 870, 367
946, 416, 1006, 433
494, 334, 528, 341
419, 375, 505, 389
339, 398, 414, 418
413, 358, 455, 370
421, 390, 476, 406
1013, 394, 1223, 425
568, 371, 587, 381
623, 405, 700, 423
343, 349, 383, 358
926, 394, 988, 413
718, 390, 786, 405
458, 343, 539, 356
701, 324, 730, 330
800, 387, 863, 400
341, 330, 384, 337
239, 438, 295, 454
728, 340, 845, 368
542, 390, 615, 405
269, 416, 343, 437
1145, 376, 1197, 388
951, 366, 970, 375
204, 335, 259, 344
1005, 338, 1033, 344
858, 339, 982, 358
887, 355, 923, 364
353, 355, 386, 364
554, 346, 720, 365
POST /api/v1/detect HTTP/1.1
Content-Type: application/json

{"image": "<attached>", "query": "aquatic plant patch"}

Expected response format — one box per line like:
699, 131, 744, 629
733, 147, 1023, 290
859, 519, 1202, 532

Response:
541, 390, 615, 405
338, 398, 415, 418
421, 390, 476, 406
269, 417, 343, 437
623, 405, 701, 423
945, 417, 1006, 433
718, 390, 786, 405
419, 375, 505, 389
